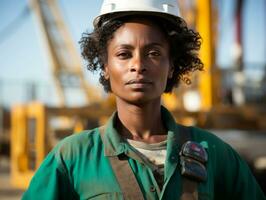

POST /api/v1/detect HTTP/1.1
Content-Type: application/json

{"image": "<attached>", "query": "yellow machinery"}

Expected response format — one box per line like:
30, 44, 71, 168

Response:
11, 102, 114, 188
11, 105, 33, 188
196, 0, 217, 111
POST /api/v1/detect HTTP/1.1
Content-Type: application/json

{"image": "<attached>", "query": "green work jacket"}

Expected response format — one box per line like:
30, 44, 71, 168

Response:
22, 107, 265, 200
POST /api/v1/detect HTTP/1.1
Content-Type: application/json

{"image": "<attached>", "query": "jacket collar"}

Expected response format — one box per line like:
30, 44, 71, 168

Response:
101, 111, 125, 156
101, 106, 183, 158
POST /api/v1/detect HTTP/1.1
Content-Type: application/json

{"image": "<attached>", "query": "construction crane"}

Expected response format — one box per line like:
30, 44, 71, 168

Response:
29, 0, 101, 106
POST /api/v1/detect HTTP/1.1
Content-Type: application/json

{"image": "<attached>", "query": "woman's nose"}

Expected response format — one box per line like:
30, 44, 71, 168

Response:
130, 54, 147, 73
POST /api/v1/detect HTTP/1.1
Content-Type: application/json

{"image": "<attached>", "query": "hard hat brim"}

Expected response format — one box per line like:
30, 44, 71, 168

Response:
93, 11, 182, 28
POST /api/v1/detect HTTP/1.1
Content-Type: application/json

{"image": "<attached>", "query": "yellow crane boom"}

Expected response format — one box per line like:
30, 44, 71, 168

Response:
29, 0, 101, 106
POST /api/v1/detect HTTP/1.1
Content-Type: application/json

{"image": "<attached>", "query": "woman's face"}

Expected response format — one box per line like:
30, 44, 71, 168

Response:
104, 18, 173, 105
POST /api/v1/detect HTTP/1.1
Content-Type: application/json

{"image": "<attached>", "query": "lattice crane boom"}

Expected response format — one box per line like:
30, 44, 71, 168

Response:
29, 0, 101, 106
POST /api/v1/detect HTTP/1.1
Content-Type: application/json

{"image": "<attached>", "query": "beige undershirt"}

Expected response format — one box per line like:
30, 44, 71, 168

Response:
127, 139, 167, 188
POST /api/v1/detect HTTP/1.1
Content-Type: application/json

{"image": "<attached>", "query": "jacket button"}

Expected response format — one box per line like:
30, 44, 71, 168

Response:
150, 186, 156, 192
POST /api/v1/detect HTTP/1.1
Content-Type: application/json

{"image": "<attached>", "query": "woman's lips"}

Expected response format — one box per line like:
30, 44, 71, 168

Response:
126, 79, 152, 85
126, 79, 153, 90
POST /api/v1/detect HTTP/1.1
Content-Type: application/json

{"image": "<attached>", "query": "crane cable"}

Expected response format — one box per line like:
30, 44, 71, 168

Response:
0, 6, 31, 45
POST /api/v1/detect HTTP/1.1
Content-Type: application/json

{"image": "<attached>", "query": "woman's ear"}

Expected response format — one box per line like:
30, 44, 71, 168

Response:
168, 62, 174, 79
103, 65, 110, 80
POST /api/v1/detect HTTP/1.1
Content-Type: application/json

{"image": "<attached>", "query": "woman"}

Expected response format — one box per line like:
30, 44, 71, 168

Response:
23, 0, 265, 199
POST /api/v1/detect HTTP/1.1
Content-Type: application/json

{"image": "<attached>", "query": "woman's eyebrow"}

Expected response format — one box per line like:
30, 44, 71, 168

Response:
145, 42, 165, 48
114, 42, 165, 49
113, 44, 134, 50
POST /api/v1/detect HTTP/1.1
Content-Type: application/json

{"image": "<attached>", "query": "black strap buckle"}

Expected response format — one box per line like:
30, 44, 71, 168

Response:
180, 141, 208, 182
180, 141, 208, 163
180, 156, 207, 182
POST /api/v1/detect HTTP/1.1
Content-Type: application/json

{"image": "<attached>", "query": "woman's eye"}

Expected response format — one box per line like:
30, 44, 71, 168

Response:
148, 51, 161, 57
116, 52, 131, 59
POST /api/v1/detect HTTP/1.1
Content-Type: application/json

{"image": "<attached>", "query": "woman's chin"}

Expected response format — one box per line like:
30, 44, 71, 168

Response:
117, 93, 161, 106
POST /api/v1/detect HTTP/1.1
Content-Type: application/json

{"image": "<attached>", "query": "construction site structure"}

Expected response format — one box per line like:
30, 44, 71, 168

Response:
10, 102, 114, 188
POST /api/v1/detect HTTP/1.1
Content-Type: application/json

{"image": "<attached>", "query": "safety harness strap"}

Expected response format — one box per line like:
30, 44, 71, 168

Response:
179, 125, 198, 200
98, 126, 144, 200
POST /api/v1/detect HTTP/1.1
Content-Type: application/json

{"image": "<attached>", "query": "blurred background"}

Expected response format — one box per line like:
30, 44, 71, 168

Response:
0, 0, 265, 199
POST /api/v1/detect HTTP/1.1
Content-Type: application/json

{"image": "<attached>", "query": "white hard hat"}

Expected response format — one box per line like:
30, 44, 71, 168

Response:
94, 0, 181, 27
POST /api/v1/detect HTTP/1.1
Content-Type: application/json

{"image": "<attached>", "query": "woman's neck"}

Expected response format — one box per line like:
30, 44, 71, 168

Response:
116, 98, 167, 143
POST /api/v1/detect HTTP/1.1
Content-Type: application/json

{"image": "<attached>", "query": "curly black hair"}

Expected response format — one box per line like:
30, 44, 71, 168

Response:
79, 15, 203, 93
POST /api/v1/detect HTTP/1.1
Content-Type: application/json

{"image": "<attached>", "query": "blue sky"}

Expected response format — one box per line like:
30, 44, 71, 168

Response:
0, 0, 265, 107
216, 0, 266, 67
0, 0, 102, 82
